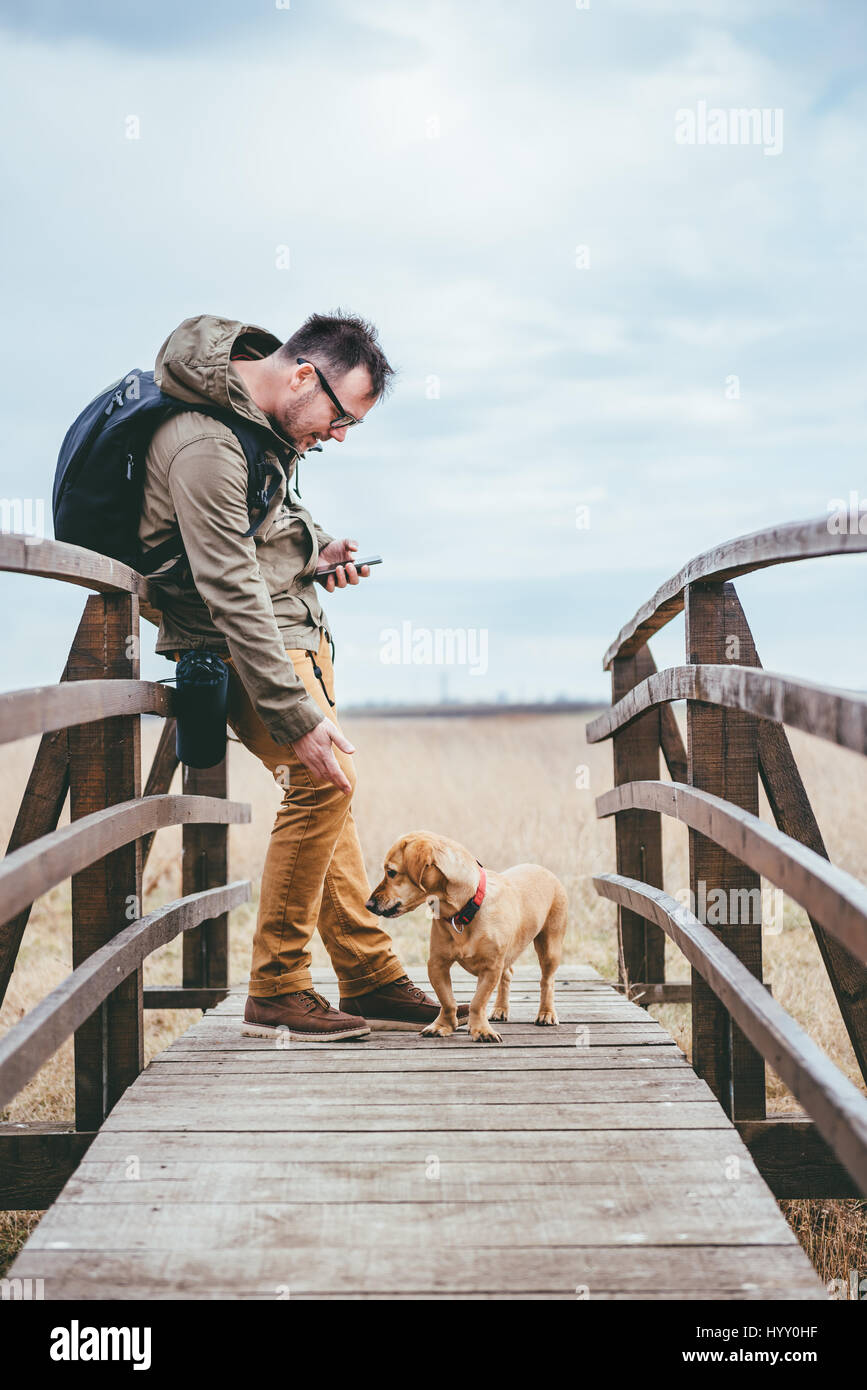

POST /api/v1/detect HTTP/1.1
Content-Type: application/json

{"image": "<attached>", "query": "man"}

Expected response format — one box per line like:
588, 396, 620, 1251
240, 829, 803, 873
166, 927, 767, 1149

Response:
139, 312, 466, 1039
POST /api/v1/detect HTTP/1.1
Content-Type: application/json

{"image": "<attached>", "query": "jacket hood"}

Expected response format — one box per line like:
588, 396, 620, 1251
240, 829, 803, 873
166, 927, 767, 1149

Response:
154, 314, 299, 457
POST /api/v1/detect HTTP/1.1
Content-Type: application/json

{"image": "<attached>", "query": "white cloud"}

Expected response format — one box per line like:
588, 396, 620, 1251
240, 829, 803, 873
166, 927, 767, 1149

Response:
0, 2, 864, 700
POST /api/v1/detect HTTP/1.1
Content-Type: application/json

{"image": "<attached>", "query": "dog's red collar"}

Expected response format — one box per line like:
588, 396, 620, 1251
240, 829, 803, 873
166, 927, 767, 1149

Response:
449, 862, 486, 934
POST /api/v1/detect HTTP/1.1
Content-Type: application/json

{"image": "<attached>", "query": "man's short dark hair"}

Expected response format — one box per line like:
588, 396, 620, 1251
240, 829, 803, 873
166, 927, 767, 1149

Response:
276, 310, 395, 400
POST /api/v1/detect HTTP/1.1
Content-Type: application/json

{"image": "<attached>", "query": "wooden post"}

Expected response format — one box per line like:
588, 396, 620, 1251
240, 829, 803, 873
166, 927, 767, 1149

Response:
67, 593, 143, 1131
181, 759, 229, 992
141, 718, 179, 869
722, 590, 867, 1088
685, 581, 765, 1119
611, 645, 666, 991
0, 610, 95, 1008
0, 729, 69, 1008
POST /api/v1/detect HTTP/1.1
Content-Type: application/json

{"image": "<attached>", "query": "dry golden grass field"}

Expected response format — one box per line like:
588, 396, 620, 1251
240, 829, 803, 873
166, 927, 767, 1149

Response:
2, 709, 866, 1290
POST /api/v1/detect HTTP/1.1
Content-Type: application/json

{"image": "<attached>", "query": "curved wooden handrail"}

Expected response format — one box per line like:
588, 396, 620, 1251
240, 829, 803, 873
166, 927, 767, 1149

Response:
0, 794, 250, 927
603, 516, 867, 669
592, 873, 867, 1194
0, 533, 149, 596
0, 880, 250, 1111
0, 680, 174, 746
0, 533, 167, 628
586, 665, 867, 756
596, 780, 867, 965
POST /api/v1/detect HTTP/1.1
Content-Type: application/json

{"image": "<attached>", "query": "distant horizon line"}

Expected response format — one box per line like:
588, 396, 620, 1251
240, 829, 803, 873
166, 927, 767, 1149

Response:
340, 698, 601, 717
140, 698, 602, 723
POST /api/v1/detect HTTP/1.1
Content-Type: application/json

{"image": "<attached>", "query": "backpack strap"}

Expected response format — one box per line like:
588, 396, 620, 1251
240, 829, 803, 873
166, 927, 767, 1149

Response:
139, 405, 295, 578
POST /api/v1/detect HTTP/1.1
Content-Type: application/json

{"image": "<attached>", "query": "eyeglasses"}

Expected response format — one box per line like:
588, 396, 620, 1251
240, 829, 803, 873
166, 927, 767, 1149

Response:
297, 357, 361, 430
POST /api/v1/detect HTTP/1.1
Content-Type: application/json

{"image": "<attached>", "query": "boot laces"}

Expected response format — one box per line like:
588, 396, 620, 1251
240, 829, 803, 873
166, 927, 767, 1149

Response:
298, 988, 334, 1013
396, 975, 428, 1003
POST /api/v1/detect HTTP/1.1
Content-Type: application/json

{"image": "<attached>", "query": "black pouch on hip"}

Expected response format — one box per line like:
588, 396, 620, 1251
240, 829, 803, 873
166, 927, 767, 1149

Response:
174, 650, 229, 769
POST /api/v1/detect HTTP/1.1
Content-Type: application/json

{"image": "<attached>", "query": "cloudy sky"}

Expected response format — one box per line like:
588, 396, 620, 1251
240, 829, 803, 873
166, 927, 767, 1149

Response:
1, 0, 865, 705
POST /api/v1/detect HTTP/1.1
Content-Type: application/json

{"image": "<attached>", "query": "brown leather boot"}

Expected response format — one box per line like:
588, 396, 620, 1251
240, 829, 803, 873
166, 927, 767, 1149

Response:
340, 975, 470, 1031
242, 989, 371, 1041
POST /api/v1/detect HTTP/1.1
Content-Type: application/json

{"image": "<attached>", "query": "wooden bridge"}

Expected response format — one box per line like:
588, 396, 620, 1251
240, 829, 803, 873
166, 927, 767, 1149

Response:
2, 518, 867, 1300
2, 968, 823, 1300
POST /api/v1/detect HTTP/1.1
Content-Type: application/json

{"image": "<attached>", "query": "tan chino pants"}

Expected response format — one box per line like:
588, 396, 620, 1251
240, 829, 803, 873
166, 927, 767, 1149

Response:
223, 632, 407, 998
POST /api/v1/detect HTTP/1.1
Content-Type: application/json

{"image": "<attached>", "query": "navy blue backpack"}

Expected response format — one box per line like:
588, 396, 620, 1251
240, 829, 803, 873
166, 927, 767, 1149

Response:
52, 369, 293, 576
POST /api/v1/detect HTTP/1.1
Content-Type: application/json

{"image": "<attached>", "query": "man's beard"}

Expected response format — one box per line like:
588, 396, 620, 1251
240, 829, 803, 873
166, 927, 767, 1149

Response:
269, 408, 304, 448
269, 397, 318, 452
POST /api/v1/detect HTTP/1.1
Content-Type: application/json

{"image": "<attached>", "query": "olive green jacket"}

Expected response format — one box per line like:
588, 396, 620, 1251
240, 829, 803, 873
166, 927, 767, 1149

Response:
139, 314, 333, 743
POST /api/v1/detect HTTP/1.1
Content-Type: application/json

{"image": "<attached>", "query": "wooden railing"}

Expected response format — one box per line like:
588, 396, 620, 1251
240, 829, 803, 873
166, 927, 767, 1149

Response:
586, 515, 867, 1200
0, 534, 251, 1208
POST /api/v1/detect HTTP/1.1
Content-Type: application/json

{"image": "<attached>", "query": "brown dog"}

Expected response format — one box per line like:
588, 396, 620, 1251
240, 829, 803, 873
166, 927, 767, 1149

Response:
366, 831, 568, 1043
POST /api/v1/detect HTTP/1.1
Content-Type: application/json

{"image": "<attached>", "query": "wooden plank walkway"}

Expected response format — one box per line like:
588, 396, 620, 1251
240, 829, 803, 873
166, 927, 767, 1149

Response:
8, 967, 825, 1299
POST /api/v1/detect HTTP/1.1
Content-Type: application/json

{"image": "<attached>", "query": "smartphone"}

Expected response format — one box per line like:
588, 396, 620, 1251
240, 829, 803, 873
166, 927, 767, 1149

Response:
316, 554, 383, 578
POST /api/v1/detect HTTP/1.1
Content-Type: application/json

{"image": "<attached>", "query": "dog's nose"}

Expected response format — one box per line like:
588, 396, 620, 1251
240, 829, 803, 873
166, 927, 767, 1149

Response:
365, 896, 378, 913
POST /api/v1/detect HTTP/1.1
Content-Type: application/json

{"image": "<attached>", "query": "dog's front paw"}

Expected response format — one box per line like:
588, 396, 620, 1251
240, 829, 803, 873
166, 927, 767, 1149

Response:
421, 1020, 455, 1038
471, 1025, 503, 1043
489, 1007, 509, 1023
535, 1010, 559, 1026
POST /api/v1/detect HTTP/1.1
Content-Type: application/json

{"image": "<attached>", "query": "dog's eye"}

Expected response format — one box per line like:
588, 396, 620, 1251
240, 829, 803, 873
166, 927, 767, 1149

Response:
386, 868, 397, 879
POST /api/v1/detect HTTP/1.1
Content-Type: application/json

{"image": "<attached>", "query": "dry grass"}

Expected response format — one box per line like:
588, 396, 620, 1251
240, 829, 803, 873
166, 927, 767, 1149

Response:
1, 710, 865, 1291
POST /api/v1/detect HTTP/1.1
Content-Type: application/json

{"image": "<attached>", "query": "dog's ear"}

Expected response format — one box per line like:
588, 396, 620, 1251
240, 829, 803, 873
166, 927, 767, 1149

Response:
430, 840, 476, 898
429, 841, 465, 883
402, 835, 439, 890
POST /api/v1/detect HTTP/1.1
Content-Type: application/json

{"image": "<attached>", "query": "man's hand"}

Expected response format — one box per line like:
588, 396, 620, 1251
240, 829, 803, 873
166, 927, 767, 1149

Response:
291, 717, 356, 795
315, 537, 370, 593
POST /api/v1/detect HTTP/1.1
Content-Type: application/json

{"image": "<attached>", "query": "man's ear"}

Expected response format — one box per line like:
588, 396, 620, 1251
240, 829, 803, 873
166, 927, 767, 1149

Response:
288, 359, 316, 395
